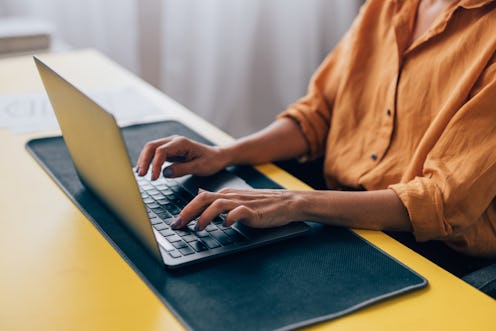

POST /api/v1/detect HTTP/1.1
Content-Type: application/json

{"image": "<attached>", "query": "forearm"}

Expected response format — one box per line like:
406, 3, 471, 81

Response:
220, 118, 308, 166
294, 189, 412, 231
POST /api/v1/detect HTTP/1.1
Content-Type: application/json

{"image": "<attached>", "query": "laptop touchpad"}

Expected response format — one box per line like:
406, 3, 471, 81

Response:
178, 169, 252, 194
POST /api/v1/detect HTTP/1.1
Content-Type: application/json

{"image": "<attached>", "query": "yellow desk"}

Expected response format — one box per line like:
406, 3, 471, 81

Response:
1, 50, 494, 331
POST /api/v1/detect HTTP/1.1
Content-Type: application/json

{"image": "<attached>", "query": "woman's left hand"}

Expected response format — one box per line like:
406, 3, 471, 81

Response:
171, 188, 303, 231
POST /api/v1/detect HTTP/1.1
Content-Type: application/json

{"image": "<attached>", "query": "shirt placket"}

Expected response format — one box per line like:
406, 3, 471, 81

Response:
362, 6, 412, 172
357, 0, 420, 187
362, 2, 463, 179
370, 79, 398, 163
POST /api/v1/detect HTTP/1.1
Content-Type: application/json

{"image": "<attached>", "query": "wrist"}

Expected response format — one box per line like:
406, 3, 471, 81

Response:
218, 139, 252, 167
295, 190, 342, 223
290, 190, 317, 222
217, 143, 239, 168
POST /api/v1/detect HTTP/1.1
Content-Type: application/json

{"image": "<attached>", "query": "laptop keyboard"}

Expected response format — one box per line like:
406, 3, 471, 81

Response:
135, 174, 247, 259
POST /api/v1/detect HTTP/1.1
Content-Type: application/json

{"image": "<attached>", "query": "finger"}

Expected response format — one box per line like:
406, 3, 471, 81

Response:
217, 187, 243, 194
150, 147, 169, 180
150, 137, 193, 180
225, 205, 254, 227
136, 137, 172, 176
196, 198, 239, 231
172, 190, 217, 229
218, 187, 269, 198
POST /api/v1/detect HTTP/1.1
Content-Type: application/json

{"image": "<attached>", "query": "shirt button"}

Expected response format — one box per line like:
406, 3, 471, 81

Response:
387, 109, 392, 116
371, 153, 378, 161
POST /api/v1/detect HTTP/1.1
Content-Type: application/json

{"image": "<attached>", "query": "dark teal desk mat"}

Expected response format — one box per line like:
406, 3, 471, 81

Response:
26, 120, 427, 331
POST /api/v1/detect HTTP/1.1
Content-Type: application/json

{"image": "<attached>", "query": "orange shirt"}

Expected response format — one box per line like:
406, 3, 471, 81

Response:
279, 0, 496, 257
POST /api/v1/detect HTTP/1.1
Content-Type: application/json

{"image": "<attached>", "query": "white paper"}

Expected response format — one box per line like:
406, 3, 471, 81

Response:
0, 86, 165, 133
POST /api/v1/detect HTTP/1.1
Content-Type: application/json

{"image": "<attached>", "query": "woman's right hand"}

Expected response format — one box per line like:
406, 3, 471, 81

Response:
135, 136, 231, 180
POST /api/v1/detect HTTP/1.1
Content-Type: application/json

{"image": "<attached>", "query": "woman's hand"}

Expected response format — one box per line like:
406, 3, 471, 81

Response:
172, 188, 304, 231
170, 188, 412, 233
135, 118, 309, 181
136, 136, 230, 180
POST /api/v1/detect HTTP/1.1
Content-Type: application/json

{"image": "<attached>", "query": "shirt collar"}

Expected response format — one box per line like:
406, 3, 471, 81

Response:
458, 0, 494, 9
394, 0, 494, 10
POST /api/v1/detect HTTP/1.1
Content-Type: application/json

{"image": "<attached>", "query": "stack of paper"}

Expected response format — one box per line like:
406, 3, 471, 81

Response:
0, 17, 53, 54
0, 87, 166, 133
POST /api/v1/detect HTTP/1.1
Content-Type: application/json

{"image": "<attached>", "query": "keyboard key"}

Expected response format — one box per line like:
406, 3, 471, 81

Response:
147, 202, 161, 209
202, 237, 221, 249
154, 184, 169, 190
212, 217, 224, 225
159, 239, 175, 252
187, 222, 198, 232
147, 189, 160, 195
153, 223, 168, 231
218, 224, 232, 231
209, 230, 233, 245
204, 224, 218, 232
223, 228, 246, 242
149, 217, 162, 225
168, 250, 182, 259
155, 211, 172, 219
165, 181, 179, 189
150, 192, 165, 199
172, 241, 188, 249
178, 246, 194, 256
156, 198, 170, 206
166, 234, 182, 243
164, 205, 181, 215
222, 228, 236, 236
160, 218, 174, 226
182, 234, 197, 242
168, 197, 186, 208
175, 229, 191, 237
195, 230, 210, 238
173, 188, 193, 201
190, 240, 208, 252
143, 197, 155, 204
159, 229, 175, 237
161, 190, 175, 197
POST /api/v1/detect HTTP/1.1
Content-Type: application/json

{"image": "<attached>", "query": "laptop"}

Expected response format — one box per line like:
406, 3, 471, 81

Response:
34, 56, 310, 268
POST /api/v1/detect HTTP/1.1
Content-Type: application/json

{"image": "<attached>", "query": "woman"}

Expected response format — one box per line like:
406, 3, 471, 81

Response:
136, 0, 496, 259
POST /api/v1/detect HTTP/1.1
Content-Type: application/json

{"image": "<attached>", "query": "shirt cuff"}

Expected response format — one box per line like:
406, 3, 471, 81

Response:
389, 178, 453, 242
277, 107, 327, 161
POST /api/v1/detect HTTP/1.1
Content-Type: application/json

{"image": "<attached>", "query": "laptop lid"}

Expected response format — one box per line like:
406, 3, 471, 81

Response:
34, 56, 163, 262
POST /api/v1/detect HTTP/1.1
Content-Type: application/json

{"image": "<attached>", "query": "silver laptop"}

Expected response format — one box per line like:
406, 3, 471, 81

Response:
34, 56, 309, 268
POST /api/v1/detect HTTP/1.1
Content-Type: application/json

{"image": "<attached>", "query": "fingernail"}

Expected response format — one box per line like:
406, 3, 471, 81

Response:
171, 217, 181, 229
194, 222, 201, 231
163, 167, 173, 177
222, 219, 228, 227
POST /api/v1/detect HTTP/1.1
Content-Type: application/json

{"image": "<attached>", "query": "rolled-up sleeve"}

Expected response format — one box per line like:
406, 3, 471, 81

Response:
277, 51, 341, 160
389, 61, 496, 250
